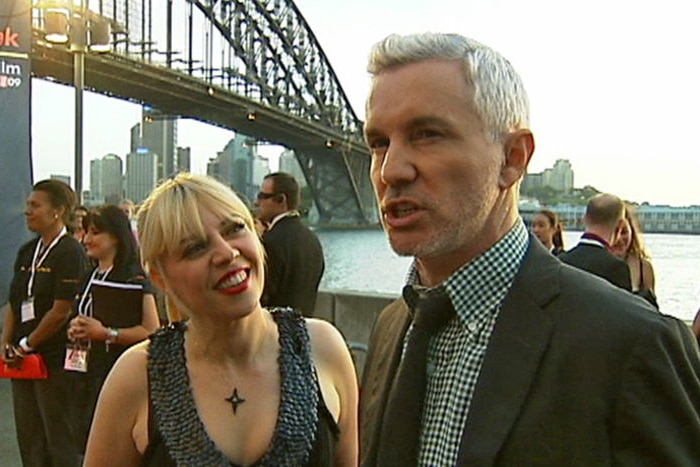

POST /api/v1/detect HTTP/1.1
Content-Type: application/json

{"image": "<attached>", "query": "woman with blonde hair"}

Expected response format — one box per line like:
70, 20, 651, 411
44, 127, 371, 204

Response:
611, 205, 657, 307
84, 173, 358, 466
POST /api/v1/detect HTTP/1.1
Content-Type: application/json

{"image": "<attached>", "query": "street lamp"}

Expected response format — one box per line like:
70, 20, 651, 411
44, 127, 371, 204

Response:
41, 1, 112, 203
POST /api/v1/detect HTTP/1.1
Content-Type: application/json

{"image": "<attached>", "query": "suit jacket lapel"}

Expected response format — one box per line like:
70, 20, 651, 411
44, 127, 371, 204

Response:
457, 240, 562, 465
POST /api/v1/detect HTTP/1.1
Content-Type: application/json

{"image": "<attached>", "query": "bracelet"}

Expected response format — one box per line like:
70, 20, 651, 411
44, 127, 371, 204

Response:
106, 328, 119, 344
19, 336, 33, 353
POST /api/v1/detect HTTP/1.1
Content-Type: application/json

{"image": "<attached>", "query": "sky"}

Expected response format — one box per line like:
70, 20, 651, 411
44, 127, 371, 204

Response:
31, 0, 700, 206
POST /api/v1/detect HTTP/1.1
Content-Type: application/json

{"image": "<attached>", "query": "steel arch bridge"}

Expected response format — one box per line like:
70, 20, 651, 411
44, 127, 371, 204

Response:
30, 0, 377, 225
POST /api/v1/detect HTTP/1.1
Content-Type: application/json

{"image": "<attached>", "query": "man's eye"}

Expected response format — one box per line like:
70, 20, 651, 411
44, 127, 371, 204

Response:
368, 138, 389, 150
413, 129, 442, 140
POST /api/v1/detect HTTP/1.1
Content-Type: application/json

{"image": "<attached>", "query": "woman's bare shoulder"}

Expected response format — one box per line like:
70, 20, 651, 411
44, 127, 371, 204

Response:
305, 318, 357, 387
104, 340, 150, 392
305, 318, 348, 358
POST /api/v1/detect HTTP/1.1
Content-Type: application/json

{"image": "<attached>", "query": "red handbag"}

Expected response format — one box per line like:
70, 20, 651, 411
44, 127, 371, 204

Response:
0, 354, 49, 379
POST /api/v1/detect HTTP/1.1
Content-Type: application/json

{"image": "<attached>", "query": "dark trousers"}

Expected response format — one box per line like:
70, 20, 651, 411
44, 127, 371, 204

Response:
71, 369, 109, 454
12, 367, 79, 467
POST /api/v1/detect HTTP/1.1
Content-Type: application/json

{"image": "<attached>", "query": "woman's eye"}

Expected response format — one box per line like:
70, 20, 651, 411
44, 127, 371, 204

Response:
222, 221, 246, 238
182, 242, 207, 258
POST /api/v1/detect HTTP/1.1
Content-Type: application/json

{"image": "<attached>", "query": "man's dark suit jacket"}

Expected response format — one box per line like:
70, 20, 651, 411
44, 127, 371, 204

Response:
262, 214, 324, 317
559, 242, 632, 291
360, 239, 700, 466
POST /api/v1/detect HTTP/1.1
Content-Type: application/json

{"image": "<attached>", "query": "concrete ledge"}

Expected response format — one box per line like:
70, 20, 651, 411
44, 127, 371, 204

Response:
314, 288, 398, 377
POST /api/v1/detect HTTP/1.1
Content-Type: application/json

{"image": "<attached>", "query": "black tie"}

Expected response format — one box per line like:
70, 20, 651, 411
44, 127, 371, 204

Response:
377, 286, 455, 466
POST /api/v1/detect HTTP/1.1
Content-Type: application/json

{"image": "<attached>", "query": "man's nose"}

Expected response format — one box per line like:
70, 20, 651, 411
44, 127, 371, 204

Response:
379, 141, 417, 186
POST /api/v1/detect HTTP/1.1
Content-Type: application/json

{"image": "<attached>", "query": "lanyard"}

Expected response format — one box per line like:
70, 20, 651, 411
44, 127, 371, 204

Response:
77, 266, 113, 317
26, 227, 67, 298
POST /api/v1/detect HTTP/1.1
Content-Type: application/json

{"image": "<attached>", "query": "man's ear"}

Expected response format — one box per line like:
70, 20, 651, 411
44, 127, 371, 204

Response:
499, 129, 535, 189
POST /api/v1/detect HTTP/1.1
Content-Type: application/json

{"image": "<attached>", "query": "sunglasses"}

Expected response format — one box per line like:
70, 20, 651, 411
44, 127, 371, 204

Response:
257, 192, 281, 200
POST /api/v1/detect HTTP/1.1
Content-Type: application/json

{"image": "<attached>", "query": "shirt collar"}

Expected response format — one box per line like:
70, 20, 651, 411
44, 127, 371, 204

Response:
405, 218, 529, 325
579, 232, 609, 248
268, 210, 300, 229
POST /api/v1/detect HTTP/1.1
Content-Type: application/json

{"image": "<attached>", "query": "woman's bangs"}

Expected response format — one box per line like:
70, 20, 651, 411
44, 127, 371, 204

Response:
162, 194, 207, 257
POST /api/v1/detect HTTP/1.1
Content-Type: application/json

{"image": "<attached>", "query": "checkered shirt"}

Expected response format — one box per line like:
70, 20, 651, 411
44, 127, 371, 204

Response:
405, 218, 529, 466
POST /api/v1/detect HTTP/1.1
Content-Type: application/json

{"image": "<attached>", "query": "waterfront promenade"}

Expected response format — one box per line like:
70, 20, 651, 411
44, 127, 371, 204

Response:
0, 379, 21, 466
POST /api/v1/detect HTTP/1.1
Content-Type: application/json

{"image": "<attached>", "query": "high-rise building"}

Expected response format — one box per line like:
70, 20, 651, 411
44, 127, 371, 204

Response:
279, 149, 307, 187
550, 159, 574, 193
90, 159, 102, 201
207, 134, 256, 202
521, 172, 543, 193
129, 123, 141, 153
177, 146, 191, 172
89, 154, 123, 204
252, 155, 271, 195
125, 149, 158, 204
50, 174, 71, 186
522, 159, 574, 194
206, 158, 220, 178
101, 154, 123, 204
140, 106, 177, 180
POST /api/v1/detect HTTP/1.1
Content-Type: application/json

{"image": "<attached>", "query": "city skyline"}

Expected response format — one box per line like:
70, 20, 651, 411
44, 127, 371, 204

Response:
31, 0, 700, 207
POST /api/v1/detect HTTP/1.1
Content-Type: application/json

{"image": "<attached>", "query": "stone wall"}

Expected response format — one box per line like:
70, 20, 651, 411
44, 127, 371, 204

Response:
314, 288, 397, 379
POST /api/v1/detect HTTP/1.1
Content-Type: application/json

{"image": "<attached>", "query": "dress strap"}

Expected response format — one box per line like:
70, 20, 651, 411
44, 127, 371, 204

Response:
262, 308, 319, 465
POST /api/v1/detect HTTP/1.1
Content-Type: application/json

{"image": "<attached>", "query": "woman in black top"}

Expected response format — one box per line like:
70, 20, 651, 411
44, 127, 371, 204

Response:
83, 174, 358, 466
1, 179, 90, 467
531, 209, 565, 255
67, 205, 160, 453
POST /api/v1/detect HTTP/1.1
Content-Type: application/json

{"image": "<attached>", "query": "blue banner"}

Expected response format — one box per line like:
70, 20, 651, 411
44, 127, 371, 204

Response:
0, 0, 33, 306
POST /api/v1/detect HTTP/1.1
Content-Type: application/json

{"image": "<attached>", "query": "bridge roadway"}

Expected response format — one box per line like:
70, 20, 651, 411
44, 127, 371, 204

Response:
33, 41, 368, 156
31, 38, 377, 225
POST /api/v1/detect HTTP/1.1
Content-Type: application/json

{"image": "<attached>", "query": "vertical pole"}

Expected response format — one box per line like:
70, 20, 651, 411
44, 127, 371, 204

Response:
166, 0, 172, 68
72, 7, 87, 204
74, 51, 84, 203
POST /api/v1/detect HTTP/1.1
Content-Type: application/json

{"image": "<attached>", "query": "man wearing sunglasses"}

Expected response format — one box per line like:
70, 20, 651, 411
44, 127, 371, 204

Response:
255, 172, 325, 317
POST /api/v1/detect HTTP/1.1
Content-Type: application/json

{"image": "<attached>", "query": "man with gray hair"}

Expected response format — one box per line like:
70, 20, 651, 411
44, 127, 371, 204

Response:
360, 32, 700, 466
559, 193, 632, 290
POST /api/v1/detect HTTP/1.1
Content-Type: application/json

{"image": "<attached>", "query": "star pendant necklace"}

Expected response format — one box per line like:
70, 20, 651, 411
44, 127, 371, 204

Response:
219, 312, 273, 415
225, 387, 246, 414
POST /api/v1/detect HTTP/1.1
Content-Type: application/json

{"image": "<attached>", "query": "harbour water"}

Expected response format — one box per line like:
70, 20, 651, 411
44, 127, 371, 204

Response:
316, 229, 699, 323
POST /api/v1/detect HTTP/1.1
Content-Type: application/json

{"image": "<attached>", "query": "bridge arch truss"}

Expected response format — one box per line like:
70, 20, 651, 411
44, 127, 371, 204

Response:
31, 0, 378, 224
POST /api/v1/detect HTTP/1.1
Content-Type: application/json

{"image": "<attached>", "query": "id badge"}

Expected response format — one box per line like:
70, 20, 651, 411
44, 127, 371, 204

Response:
64, 345, 89, 373
21, 299, 35, 323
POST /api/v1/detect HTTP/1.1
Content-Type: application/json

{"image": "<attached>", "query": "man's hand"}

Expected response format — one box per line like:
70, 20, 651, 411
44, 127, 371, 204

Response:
2, 344, 25, 369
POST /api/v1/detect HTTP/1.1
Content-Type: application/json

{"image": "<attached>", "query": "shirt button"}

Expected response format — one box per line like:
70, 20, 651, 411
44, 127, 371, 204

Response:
467, 322, 478, 332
